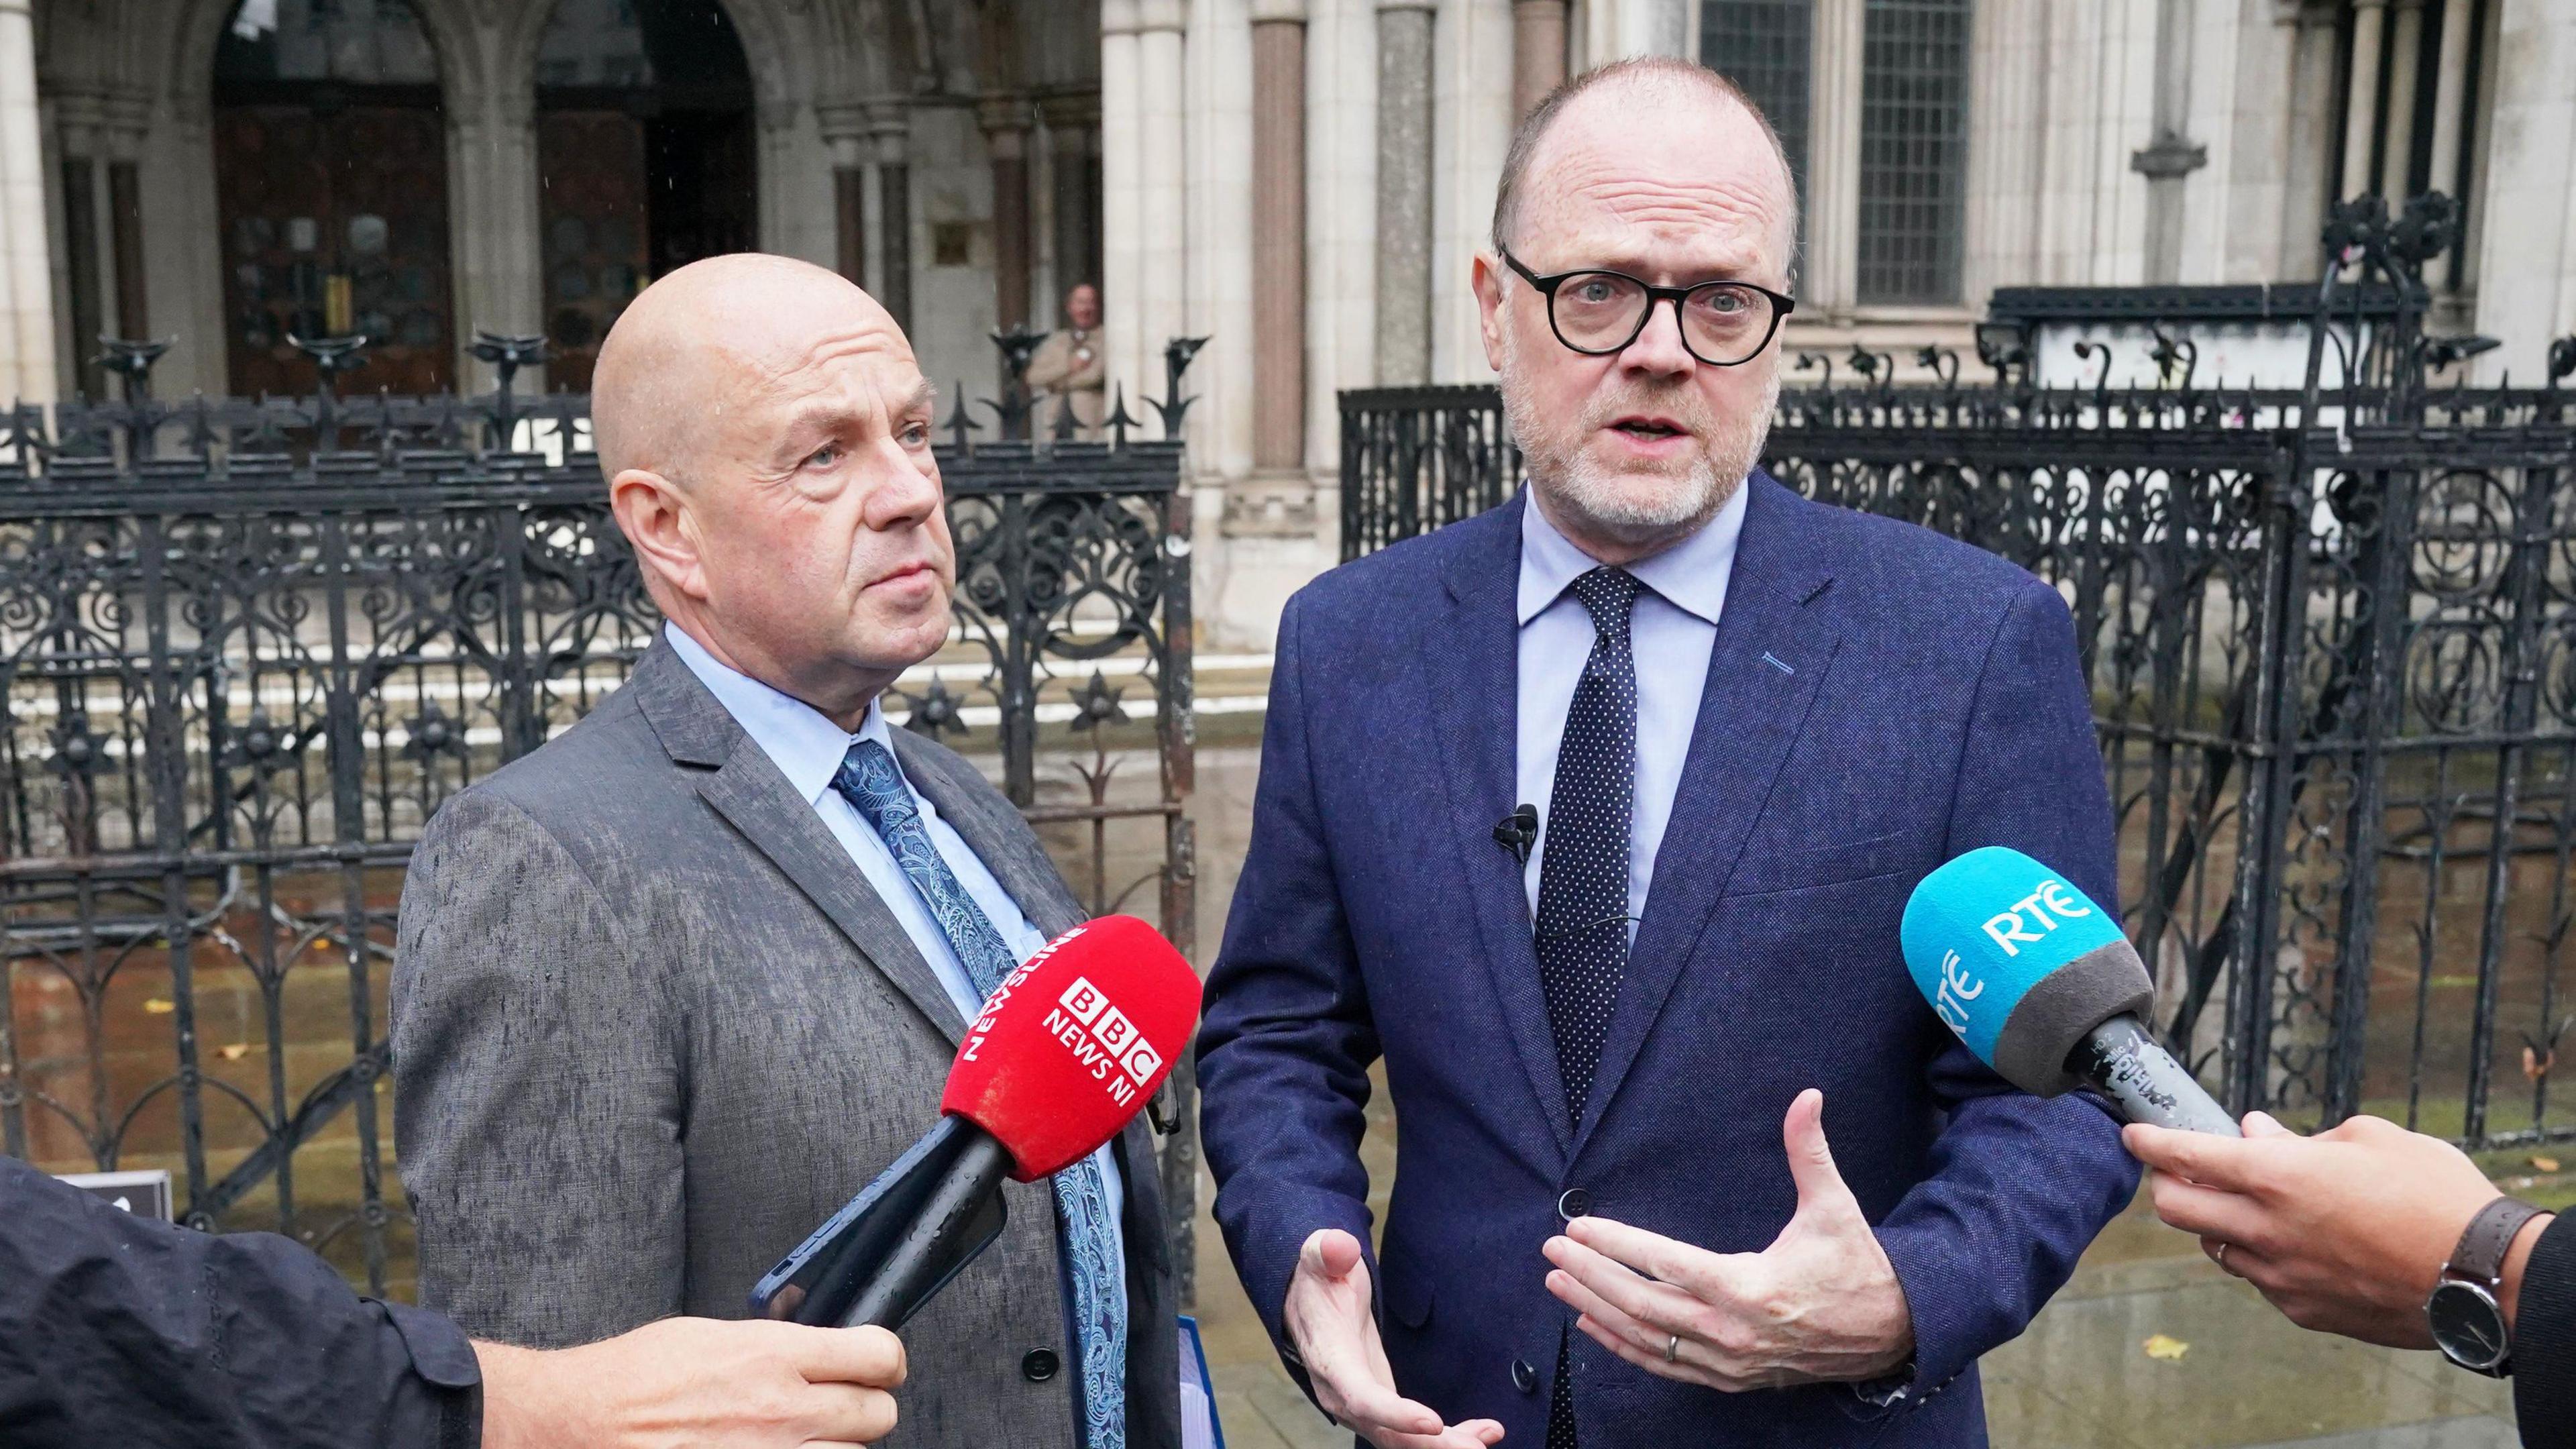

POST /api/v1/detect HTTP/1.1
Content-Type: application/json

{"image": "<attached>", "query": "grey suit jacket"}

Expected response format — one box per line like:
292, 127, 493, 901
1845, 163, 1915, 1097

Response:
391, 639, 1181, 1449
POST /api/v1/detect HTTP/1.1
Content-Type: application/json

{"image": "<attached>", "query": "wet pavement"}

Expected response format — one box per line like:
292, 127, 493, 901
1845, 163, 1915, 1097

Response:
1177, 745, 2528, 1449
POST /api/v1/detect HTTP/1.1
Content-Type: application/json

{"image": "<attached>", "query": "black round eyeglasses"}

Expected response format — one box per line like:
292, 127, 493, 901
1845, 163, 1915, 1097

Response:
1500, 248, 1794, 368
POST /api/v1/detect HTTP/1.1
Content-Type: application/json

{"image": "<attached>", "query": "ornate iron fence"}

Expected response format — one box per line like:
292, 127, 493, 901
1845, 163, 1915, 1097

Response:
0, 332, 1205, 1301
1340, 197, 2576, 1150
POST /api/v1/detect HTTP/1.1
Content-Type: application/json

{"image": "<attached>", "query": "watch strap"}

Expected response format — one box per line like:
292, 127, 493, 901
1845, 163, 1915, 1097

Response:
2450, 1197, 2548, 1286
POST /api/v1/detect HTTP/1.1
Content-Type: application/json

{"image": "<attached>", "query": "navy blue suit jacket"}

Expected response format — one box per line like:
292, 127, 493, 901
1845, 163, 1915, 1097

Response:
1197, 475, 2140, 1446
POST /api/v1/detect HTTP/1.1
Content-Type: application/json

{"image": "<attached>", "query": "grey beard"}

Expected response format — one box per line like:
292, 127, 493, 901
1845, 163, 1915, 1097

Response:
1499, 347, 1778, 552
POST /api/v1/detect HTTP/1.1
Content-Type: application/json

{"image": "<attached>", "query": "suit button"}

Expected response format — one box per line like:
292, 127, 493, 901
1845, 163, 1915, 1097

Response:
1511, 1358, 1538, 1393
1557, 1187, 1593, 1220
1022, 1348, 1060, 1383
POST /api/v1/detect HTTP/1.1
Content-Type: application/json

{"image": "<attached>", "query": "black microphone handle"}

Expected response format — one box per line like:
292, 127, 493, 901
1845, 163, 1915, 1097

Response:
843, 1125, 1015, 1330
2068, 1014, 2243, 1137
758, 1114, 1014, 1330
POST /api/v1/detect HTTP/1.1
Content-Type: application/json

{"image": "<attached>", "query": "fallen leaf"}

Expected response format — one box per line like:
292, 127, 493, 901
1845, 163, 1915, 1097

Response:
2143, 1334, 2190, 1362
142, 998, 174, 1015
2527, 1046, 2555, 1083
2533, 1156, 2562, 1173
217, 1043, 250, 1062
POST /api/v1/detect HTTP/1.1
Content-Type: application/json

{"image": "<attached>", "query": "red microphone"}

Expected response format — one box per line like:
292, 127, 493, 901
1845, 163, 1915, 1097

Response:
750, 914, 1200, 1330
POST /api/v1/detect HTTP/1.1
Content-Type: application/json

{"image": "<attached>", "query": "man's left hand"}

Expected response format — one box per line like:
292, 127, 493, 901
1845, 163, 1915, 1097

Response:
1541, 1089, 1914, 1391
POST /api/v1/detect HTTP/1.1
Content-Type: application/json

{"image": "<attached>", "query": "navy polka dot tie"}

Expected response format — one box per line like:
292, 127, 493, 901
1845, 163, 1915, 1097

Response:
1536, 566, 1640, 1125
1536, 566, 1640, 1449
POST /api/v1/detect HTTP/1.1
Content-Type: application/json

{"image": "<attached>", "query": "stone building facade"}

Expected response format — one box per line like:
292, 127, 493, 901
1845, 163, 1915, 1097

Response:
0, 0, 2571, 645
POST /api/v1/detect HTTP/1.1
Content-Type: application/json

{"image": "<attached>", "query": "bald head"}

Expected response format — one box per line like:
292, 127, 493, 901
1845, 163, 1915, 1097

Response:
592, 253, 914, 485
1492, 58, 1798, 278
596, 251, 954, 731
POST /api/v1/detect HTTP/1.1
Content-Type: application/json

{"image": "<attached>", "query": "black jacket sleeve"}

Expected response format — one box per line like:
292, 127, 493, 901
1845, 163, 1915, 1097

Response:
2520, 1212, 2576, 1448
0, 1156, 482, 1449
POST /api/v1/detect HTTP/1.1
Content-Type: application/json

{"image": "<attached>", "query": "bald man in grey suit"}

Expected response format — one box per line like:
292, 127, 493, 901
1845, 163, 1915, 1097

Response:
390, 254, 1179, 1449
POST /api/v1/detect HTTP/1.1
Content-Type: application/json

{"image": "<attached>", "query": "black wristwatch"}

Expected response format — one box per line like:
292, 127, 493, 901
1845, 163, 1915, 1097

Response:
2428, 1196, 2548, 1376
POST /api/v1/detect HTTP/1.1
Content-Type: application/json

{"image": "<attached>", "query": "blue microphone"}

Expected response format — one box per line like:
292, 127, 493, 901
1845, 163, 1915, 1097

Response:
1900, 846, 2239, 1136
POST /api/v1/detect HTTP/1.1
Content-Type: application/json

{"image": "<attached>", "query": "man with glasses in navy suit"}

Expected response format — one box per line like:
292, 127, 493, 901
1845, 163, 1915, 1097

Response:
1197, 58, 2138, 1449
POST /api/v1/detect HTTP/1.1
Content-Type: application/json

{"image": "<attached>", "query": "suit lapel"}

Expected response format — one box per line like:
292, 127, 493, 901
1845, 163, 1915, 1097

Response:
629, 641, 971, 1045
1572, 476, 1841, 1158
1424, 498, 1576, 1158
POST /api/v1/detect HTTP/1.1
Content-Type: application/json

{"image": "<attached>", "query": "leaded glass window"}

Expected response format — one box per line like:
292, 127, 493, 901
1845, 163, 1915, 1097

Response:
1858, 0, 1972, 305
1699, 0, 1813, 240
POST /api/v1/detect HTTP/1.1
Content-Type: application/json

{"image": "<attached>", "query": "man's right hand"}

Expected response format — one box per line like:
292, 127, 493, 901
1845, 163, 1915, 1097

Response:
476, 1317, 907, 1449
1285, 1228, 1505, 1448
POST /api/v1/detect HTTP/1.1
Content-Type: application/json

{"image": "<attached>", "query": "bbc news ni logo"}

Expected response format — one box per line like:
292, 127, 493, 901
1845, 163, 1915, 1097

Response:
1046, 976, 1163, 1107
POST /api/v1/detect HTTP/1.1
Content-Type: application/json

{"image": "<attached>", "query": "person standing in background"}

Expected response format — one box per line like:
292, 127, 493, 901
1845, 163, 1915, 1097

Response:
1028, 283, 1108, 439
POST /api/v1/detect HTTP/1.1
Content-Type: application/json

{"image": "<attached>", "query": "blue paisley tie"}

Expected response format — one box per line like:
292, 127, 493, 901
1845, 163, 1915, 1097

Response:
833, 739, 1126, 1449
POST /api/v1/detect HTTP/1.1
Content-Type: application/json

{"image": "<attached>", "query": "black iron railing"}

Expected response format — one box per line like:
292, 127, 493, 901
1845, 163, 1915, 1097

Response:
1340, 197, 2576, 1151
0, 331, 1207, 1301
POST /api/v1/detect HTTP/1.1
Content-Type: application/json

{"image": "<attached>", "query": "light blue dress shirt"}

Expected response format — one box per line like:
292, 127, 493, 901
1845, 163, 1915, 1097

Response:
665, 624, 1126, 1320
1516, 482, 1748, 933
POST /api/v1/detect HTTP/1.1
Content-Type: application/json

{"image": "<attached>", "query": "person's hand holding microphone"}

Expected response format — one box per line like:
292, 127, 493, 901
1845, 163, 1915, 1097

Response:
2127, 1112, 2550, 1350
1897, 847, 2563, 1389
478, 1319, 906, 1449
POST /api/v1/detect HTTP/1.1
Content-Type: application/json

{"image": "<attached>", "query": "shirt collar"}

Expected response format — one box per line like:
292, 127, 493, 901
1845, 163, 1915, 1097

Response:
663, 623, 895, 805
1515, 478, 1750, 627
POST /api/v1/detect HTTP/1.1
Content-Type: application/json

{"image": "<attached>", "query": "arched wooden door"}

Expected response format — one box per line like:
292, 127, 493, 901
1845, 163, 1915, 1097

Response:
212, 0, 455, 396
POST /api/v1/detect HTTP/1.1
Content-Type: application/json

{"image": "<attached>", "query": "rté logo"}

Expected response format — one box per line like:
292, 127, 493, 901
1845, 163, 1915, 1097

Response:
1933, 950, 1984, 1035
1980, 876, 2092, 957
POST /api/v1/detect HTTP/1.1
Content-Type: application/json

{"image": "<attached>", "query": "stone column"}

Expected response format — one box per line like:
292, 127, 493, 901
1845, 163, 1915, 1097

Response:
1807, 0, 1864, 316
2378, 0, 2426, 203
1102, 1, 1144, 407
2280, 0, 2341, 277
2133, 0, 2208, 286
1136, 0, 1189, 418
869, 103, 914, 334
1375, 0, 1435, 384
2341, 0, 2388, 200
451, 81, 544, 389
1429, 0, 1515, 378
50, 96, 107, 397
1102, 0, 1189, 420
103, 95, 148, 341
1042, 93, 1102, 292
755, 99, 800, 258
821, 106, 870, 290
2467, 0, 2576, 380
1512, 0, 1567, 119
1307, 0, 1378, 515
0, 0, 56, 404
1963, 0, 2045, 302
982, 97, 1034, 333
2426, 0, 2475, 288
2459, 0, 2504, 296
1250, 0, 1309, 482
